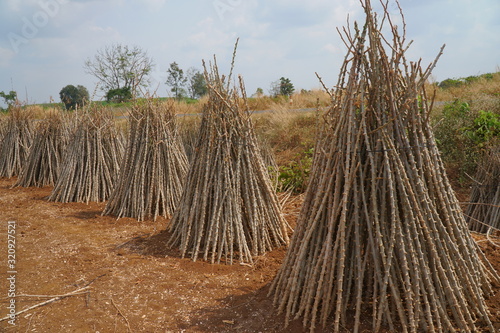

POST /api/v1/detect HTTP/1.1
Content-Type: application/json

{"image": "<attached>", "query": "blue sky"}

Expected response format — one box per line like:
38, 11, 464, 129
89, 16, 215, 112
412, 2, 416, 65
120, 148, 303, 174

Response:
0, 0, 498, 106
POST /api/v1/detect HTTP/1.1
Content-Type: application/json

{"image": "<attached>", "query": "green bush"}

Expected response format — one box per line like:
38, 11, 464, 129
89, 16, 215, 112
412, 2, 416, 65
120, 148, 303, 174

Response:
464, 110, 500, 145
106, 87, 132, 103
277, 148, 313, 193
59, 85, 89, 110
433, 99, 499, 183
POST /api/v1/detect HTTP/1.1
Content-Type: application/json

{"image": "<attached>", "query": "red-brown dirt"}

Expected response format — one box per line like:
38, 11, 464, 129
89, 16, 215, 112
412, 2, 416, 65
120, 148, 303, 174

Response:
0, 177, 499, 332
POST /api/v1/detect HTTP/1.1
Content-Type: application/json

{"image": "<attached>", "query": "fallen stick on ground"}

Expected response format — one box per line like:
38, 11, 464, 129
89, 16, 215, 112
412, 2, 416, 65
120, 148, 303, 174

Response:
110, 296, 133, 333
0, 274, 105, 322
0, 287, 90, 322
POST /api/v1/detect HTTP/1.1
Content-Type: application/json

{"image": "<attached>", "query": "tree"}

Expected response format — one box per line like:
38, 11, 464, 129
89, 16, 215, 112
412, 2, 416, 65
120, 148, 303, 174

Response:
255, 87, 264, 97
59, 85, 89, 110
0, 90, 17, 108
279, 77, 294, 97
186, 67, 207, 99
269, 80, 280, 98
84, 44, 154, 97
105, 87, 132, 103
269, 77, 295, 98
166, 62, 187, 99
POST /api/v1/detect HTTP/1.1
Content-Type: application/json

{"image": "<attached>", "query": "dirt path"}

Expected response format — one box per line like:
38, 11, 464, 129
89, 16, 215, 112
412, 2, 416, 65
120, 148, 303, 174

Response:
0, 177, 499, 332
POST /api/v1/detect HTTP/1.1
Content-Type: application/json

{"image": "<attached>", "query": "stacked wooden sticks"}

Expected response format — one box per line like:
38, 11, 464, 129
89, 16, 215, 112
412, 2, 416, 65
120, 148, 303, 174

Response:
467, 147, 500, 233
0, 107, 33, 178
15, 111, 68, 187
48, 108, 124, 203
103, 100, 189, 221
167, 54, 289, 264
269, 1, 499, 332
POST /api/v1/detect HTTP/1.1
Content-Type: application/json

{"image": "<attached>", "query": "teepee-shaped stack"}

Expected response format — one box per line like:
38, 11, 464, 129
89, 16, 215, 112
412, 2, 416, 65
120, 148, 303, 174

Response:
466, 146, 500, 233
102, 101, 189, 221
167, 54, 289, 264
48, 108, 124, 203
15, 111, 67, 187
269, 1, 498, 332
0, 107, 33, 178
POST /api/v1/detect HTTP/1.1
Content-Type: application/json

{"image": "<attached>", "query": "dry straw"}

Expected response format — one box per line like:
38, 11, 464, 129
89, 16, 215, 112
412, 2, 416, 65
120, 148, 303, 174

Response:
269, 1, 499, 332
466, 146, 500, 232
167, 46, 289, 264
48, 107, 124, 203
15, 111, 68, 187
103, 100, 189, 221
0, 106, 33, 178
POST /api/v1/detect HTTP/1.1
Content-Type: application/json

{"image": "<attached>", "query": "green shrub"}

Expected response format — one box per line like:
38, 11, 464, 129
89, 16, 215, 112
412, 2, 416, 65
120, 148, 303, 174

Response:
433, 99, 499, 183
277, 148, 313, 193
433, 99, 478, 182
105, 87, 132, 103
464, 110, 500, 145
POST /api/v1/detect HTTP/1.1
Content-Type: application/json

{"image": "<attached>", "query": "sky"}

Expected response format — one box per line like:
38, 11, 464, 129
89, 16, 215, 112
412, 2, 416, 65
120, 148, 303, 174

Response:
0, 0, 499, 106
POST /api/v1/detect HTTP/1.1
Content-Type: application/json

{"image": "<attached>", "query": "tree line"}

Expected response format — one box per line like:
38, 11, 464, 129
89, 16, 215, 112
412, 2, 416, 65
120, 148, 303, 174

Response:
1, 43, 295, 111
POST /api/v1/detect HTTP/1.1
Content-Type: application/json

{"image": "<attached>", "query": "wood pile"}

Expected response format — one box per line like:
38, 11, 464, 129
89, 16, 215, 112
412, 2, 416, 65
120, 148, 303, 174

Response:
103, 101, 189, 221
48, 108, 124, 203
269, 1, 499, 332
167, 53, 289, 264
467, 147, 500, 233
0, 107, 33, 178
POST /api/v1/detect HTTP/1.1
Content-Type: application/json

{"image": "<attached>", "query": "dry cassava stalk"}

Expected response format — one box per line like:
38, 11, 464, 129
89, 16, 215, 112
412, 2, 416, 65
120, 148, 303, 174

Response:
103, 100, 189, 221
269, 1, 499, 332
48, 108, 124, 203
167, 51, 289, 264
0, 106, 33, 178
466, 147, 500, 233
15, 111, 68, 187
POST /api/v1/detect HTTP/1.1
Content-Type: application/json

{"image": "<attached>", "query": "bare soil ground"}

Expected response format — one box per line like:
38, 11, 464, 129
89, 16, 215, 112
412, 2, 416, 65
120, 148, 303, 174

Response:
1, 177, 499, 332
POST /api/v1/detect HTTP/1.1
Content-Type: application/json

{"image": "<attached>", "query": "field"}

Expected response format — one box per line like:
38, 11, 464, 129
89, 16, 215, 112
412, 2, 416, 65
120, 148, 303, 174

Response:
1, 73, 500, 332
1, 175, 500, 332
1, 176, 500, 332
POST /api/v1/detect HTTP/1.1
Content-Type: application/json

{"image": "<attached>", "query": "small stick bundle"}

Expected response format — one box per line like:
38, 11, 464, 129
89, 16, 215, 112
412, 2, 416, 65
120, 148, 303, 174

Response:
48, 108, 124, 203
0, 106, 33, 178
467, 147, 500, 232
167, 53, 289, 264
103, 100, 189, 221
15, 111, 68, 187
269, 1, 499, 332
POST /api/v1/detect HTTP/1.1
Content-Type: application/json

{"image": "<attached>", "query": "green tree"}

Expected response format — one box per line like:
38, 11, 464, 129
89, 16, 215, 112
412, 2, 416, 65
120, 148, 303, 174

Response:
84, 44, 154, 97
279, 77, 295, 97
269, 77, 295, 98
166, 62, 187, 99
186, 67, 207, 99
255, 87, 264, 97
105, 87, 132, 103
0, 90, 17, 109
59, 85, 89, 110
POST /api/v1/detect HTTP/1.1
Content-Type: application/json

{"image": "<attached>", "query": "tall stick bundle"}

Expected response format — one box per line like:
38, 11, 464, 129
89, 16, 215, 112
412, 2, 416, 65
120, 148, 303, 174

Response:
466, 147, 500, 232
269, 1, 499, 332
167, 54, 289, 264
15, 111, 68, 187
48, 109, 124, 203
0, 107, 33, 178
102, 101, 189, 221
